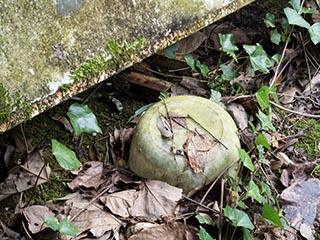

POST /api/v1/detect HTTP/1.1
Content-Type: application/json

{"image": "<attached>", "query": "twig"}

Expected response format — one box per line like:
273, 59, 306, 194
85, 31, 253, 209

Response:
219, 179, 225, 240
182, 195, 220, 215
270, 101, 320, 118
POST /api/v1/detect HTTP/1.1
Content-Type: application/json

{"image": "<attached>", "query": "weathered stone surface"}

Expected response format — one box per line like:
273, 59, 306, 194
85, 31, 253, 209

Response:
0, 0, 254, 132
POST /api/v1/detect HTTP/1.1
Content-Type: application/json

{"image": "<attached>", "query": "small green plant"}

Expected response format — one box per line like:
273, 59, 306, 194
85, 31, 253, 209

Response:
44, 216, 78, 237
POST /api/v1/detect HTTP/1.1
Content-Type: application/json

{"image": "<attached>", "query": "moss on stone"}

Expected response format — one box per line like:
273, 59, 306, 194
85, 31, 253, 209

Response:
0, 84, 13, 123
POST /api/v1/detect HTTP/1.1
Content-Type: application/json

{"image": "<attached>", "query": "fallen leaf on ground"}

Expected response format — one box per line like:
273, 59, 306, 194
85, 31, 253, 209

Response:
0, 149, 50, 201
127, 222, 199, 240
100, 190, 138, 218
109, 128, 134, 163
280, 162, 316, 187
129, 180, 183, 220
280, 87, 297, 104
227, 103, 248, 130
22, 205, 54, 234
65, 193, 122, 238
176, 31, 208, 55
280, 179, 320, 240
67, 161, 104, 190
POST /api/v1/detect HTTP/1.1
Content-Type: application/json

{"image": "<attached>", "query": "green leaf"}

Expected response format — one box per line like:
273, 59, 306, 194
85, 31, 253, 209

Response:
51, 139, 82, 170
238, 148, 254, 172
44, 216, 60, 231
262, 204, 283, 228
219, 33, 239, 61
261, 181, 275, 203
199, 226, 215, 240
289, 0, 300, 12
257, 144, 269, 165
256, 110, 276, 132
242, 227, 252, 240
164, 43, 178, 59
223, 205, 254, 230
269, 85, 280, 104
184, 54, 196, 70
210, 89, 222, 104
59, 219, 78, 237
237, 201, 248, 209
255, 86, 271, 110
246, 180, 266, 204
256, 133, 271, 150
67, 103, 102, 136
272, 54, 281, 63
264, 13, 276, 28
302, 6, 317, 14
281, 17, 290, 34
243, 44, 272, 74
308, 23, 320, 45
270, 29, 281, 45
196, 213, 215, 226
128, 102, 154, 122
284, 7, 310, 29
220, 64, 239, 80
196, 60, 209, 77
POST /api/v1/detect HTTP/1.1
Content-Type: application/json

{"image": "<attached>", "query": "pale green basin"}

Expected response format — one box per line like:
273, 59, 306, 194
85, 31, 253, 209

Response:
129, 95, 240, 193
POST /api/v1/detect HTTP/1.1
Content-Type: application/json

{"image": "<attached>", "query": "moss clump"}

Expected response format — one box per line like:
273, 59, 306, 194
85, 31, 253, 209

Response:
71, 37, 146, 82
295, 119, 320, 159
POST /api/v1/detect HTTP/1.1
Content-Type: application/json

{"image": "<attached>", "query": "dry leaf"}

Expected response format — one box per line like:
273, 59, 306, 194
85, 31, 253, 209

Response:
22, 205, 54, 234
100, 190, 138, 218
303, 72, 320, 95
129, 180, 182, 220
227, 103, 248, 130
280, 179, 320, 240
280, 87, 297, 105
0, 149, 50, 201
67, 161, 104, 190
157, 115, 173, 138
128, 222, 198, 240
176, 31, 208, 55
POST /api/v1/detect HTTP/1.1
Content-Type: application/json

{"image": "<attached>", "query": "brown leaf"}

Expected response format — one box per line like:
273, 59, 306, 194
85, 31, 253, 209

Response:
100, 190, 138, 218
176, 31, 208, 55
0, 149, 51, 201
280, 87, 297, 105
65, 193, 122, 238
109, 128, 134, 163
227, 103, 248, 130
157, 115, 173, 138
280, 162, 316, 187
129, 180, 182, 220
183, 131, 214, 173
22, 205, 54, 234
128, 222, 199, 240
280, 179, 320, 240
67, 161, 104, 190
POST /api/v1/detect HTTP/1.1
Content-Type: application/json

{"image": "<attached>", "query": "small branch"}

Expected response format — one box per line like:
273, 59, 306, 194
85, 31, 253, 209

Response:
270, 101, 320, 118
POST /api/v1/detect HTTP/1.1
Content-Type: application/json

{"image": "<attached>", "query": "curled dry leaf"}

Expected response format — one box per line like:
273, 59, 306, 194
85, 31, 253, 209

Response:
280, 87, 297, 105
22, 205, 54, 234
227, 103, 248, 131
0, 149, 50, 201
176, 31, 208, 55
67, 161, 105, 190
127, 222, 199, 240
157, 115, 173, 138
129, 180, 183, 221
280, 162, 316, 187
280, 179, 320, 240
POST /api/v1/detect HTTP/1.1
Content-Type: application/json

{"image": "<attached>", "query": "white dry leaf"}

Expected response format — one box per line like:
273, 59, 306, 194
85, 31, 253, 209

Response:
303, 73, 320, 95
22, 205, 54, 234
100, 190, 138, 218
227, 103, 248, 130
280, 87, 297, 104
129, 180, 182, 220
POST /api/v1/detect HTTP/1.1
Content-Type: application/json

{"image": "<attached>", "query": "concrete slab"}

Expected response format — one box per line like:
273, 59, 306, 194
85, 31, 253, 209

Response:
0, 0, 255, 132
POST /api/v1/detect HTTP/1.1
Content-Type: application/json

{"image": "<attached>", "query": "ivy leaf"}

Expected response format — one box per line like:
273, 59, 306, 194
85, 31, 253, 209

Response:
255, 86, 271, 110
238, 148, 254, 172
196, 60, 209, 77
184, 54, 196, 70
164, 43, 178, 59
223, 205, 254, 230
256, 133, 271, 150
262, 204, 283, 228
264, 13, 276, 28
243, 44, 272, 74
196, 213, 215, 226
219, 33, 239, 61
51, 139, 82, 170
44, 216, 60, 231
308, 23, 320, 45
256, 110, 276, 132
199, 226, 215, 240
261, 181, 275, 203
242, 227, 252, 240
257, 144, 269, 165
220, 64, 239, 80
59, 219, 78, 237
289, 0, 301, 12
67, 103, 102, 136
270, 29, 281, 45
284, 7, 310, 29
246, 180, 266, 204
272, 53, 281, 63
